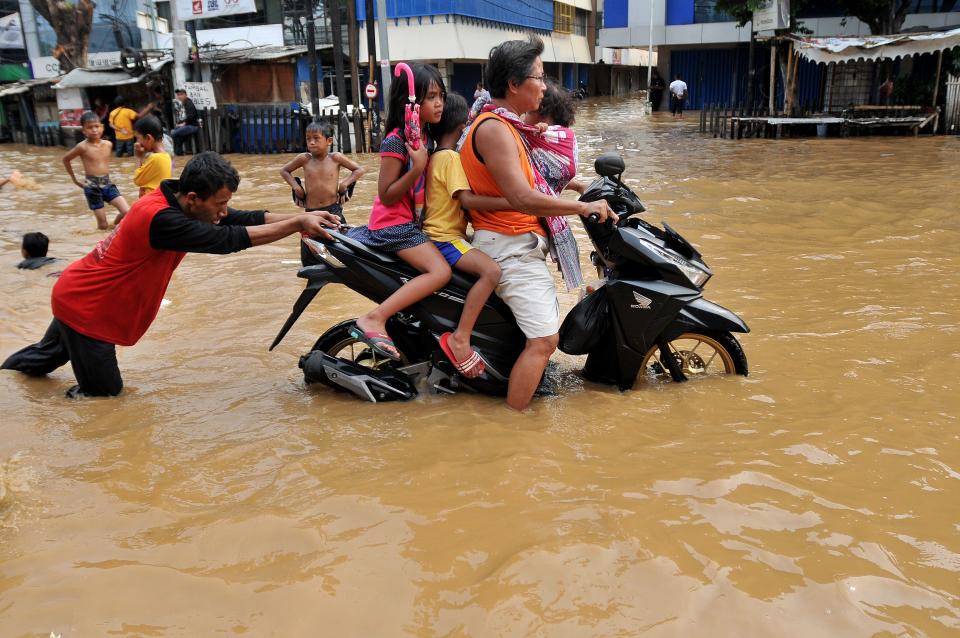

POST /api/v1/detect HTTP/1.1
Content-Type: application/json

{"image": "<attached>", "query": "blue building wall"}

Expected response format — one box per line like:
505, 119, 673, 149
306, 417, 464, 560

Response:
669, 46, 824, 110
604, 0, 628, 28
666, 0, 694, 26
356, 0, 553, 31
295, 57, 325, 101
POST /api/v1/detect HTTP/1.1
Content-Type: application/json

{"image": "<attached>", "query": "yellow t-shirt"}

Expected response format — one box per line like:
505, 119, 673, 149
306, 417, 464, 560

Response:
133, 152, 172, 194
423, 150, 472, 242
109, 107, 138, 140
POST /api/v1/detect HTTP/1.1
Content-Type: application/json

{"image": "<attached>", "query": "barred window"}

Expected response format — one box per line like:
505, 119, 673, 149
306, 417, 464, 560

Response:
554, 2, 575, 34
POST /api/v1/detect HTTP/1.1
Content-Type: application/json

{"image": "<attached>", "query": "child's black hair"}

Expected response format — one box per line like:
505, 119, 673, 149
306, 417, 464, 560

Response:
305, 120, 335, 138
80, 111, 100, 126
432, 92, 468, 141
538, 79, 576, 127
111, 95, 129, 109
22, 232, 49, 258
134, 115, 164, 140
384, 63, 446, 139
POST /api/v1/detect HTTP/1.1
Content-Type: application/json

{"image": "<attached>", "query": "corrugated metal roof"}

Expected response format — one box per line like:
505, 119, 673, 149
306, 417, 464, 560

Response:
200, 45, 322, 64
0, 77, 55, 97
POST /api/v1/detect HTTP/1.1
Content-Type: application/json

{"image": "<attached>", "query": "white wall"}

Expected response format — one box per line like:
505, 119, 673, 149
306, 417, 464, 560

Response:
600, 11, 960, 48
357, 19, 593, 64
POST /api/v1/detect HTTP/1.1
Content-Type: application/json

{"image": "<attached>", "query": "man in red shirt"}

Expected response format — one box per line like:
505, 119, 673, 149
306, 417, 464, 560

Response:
2, 152, 340, 398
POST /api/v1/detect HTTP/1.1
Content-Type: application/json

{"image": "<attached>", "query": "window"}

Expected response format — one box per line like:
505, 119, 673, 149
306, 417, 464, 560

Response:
574, 8, 588, 36
554, 1, 574, 34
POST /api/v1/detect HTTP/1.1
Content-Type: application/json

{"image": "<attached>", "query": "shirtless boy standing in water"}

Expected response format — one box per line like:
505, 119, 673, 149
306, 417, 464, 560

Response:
280, 121, 365, 224
63, 111, 131, 230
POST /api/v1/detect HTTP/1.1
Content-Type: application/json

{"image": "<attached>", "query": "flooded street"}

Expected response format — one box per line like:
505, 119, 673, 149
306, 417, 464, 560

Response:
1, 96, 958, 636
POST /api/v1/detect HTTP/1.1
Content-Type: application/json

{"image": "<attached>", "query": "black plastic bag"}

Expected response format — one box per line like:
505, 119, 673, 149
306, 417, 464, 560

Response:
558, 287, 610, 355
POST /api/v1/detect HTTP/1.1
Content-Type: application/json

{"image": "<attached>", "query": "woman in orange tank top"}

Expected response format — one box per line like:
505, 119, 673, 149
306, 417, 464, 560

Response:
458, 36, 616, 411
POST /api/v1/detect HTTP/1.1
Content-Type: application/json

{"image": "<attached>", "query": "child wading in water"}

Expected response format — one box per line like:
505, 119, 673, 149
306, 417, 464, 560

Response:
280, 120, 366, 224
63, 111, 131, 229
424, 93, 507, 377
133, 116, 173, 197
345, 63, 450, 361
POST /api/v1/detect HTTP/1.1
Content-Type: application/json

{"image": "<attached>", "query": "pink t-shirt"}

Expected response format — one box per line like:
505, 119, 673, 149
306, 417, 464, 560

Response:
367, 130, 426, 230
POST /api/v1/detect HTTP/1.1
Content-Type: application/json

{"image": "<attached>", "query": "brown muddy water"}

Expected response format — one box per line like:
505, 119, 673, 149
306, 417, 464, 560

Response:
1, 97, 958, 637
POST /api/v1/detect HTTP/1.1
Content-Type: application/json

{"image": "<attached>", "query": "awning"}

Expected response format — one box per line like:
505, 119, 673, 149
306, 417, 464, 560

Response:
795, 27, 960, 64
200, 44, 321, 64
0, 77, 54, 97
54, 58, 171, 90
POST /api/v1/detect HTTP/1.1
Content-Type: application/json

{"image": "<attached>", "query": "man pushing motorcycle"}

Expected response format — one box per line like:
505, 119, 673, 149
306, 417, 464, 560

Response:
460, 36, 616, 410
2, 152, 341, 398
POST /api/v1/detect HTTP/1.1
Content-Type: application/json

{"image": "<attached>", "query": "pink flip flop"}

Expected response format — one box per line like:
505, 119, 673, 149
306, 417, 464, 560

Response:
439, 332, 485, 378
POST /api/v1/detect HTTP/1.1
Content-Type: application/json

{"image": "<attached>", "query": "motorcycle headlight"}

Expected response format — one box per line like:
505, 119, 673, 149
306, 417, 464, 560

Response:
649, 244, 710, 287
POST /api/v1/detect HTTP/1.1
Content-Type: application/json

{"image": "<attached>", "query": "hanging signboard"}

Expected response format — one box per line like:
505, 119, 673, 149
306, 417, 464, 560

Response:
183, 81, 217, 109
57, 88, 86, 128
753, 0, 789, 32
176, 0, 257, 22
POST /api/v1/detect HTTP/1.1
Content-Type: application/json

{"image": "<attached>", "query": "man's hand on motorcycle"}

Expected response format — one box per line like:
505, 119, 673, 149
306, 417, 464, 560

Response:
582, 200, 618, 223
304, 210, 343, 229
299, 214, 335, 240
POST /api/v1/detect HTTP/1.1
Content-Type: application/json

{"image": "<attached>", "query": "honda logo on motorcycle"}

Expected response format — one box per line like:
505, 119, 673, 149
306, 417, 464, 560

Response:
631, 291, 653, 309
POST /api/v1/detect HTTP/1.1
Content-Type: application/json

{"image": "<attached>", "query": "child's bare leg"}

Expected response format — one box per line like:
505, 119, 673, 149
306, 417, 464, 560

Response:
447, 250, 500, 375
355, 243, 451, 342
92, 208, 109, 230
108, 196, 130, 225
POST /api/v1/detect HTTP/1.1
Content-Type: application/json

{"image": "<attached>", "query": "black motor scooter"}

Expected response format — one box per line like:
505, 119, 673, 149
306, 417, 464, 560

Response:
271, 153, 749, 402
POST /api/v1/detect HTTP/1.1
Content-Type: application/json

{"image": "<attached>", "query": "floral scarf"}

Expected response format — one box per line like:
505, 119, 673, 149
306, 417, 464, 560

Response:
474, 103, 584, 290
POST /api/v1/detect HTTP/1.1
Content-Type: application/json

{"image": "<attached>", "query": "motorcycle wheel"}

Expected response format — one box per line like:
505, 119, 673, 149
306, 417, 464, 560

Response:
311, 320, 408, 369
639, 332, 748, 382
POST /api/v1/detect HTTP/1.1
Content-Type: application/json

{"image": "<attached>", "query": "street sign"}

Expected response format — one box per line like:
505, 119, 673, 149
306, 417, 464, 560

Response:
365, 83, 378, 99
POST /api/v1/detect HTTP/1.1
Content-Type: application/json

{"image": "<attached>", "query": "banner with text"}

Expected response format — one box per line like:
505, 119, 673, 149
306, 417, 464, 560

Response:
754, 0, 789, 32
176, 0, 257, 22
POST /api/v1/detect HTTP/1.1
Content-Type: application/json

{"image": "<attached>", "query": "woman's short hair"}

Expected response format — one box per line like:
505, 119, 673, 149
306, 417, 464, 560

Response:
538, 80, 576, 127
485, 36, 544, 99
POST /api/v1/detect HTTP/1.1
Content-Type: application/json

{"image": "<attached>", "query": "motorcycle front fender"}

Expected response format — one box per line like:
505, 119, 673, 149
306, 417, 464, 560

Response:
269, 265, 340, 351
668, 297, 750, 337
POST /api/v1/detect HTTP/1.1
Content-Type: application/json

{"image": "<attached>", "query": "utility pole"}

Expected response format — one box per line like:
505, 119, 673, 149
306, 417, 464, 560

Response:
364, 0, 381, 149
346, 0, 365, 152
376, 0, 391, 103
328, 0, 352, 153
165, 0, 189, 88
187, 20, 201, 80
305, 0, 320, 118
746, 21, 755, 109
646, 0, 654, 89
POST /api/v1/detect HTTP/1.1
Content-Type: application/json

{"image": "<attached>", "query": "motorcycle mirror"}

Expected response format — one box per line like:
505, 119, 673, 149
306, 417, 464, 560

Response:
594, 153, 625, 179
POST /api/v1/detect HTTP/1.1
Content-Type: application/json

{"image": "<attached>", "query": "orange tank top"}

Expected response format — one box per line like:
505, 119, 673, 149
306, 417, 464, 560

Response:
460, 112, 545, 236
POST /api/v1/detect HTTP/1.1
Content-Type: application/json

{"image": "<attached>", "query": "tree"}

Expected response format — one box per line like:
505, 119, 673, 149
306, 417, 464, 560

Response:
29, 0, 96, 73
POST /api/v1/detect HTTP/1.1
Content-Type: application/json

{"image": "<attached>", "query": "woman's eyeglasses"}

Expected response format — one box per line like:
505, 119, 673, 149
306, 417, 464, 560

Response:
525, 75, 546, 84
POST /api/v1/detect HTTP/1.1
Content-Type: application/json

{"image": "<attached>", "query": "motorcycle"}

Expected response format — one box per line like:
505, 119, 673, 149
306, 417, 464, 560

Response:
270, 153, 749, 402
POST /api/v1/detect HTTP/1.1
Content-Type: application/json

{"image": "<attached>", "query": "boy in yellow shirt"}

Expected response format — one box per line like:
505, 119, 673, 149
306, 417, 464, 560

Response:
109, 96, 138, 157
133, 116, 172, 197
424, 93, 506, 378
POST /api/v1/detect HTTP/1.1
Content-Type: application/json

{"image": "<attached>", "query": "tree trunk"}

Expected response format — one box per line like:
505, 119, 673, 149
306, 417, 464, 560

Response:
29, 0, 96, 72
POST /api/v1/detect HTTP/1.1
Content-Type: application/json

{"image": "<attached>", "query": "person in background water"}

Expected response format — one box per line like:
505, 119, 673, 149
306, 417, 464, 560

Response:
109, 95, 139, 157
16, 232, 59, 270
345, 63, 449, 361
649, 68, 666, 111
133, 116, 173, 197
1, 152, 343, 398
62, 111, 131, 229
473, 82, 490, 102
669, 74, 688, 119
280, 120, 366, 224
171, 88, 200, 156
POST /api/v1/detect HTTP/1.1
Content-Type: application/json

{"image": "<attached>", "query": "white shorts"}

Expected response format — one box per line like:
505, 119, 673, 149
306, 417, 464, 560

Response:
473, 230, 560, 339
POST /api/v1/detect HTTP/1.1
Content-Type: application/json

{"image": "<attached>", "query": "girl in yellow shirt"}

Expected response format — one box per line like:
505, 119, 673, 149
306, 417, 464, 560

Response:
133, 116, 173, 197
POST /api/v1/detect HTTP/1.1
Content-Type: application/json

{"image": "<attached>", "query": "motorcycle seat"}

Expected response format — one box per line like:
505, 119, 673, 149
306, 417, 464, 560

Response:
330, 231, 480, 294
